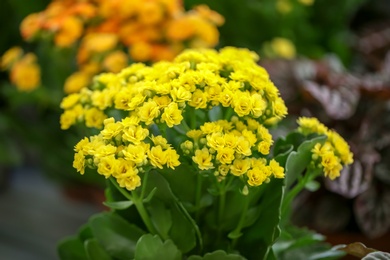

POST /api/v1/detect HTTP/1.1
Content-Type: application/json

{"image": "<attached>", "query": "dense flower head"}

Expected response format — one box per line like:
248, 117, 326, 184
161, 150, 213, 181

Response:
17, 0, 224, 94
66, 47, 288, 190
297, 117, 353, 180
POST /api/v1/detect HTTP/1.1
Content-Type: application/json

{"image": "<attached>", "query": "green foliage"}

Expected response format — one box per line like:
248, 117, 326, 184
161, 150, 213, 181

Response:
56, 129, 349, 259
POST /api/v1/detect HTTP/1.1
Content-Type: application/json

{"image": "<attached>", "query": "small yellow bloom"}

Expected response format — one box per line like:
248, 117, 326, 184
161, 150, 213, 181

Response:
103, 51, 128, 73
10, 53, 40, 91
148, 145, 167, 169
269, 159, 284, 178
161, 102, 183, 127
247, 167, 267, 186
233, 91, 252, 117
192, 148, 214, 170
84, 107, 107, 129
54, 16, 84, 47
165, 148, 180, 169
64, 72, 91, 94
101, 118, 123, 139
138, 100, 160, 125
60, 93, 80, 110
231, 159, 251, 176
122, 125, 149, 144
216, 147, 235, 165
123, 144, 148, 165
270, 37, 296, 59
73, 151, 86, 175
97, 155, 117, 178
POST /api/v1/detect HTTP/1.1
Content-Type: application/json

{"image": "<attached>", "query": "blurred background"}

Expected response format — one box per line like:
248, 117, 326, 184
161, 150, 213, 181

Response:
0, 0, 389, 259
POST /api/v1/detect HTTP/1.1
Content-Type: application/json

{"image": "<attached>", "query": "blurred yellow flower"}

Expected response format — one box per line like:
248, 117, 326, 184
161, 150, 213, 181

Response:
64, 72, 91, 94
10, 53, 41, 91
1, 47, 23, 70
270, 37, 296, 59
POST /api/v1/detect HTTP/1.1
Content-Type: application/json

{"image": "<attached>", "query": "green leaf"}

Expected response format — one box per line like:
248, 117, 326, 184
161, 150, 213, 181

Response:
78, 224, 93, 242
57, 236, 88, 260
84, 239, 112, 260
135, 234, 182, 260
238, 178, 284, 260
89, 212, 145, 259
187, 250, 246, 260
142, 187, 157, 203
285, 135, 327, 188
144, 171, 199, 253
147, 199, 172, 240
208, 105, 223, 121
103, 201, 134, 210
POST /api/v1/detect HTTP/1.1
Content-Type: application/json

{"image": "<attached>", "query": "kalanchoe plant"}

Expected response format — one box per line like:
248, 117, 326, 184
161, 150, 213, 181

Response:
57, 47, 353, 259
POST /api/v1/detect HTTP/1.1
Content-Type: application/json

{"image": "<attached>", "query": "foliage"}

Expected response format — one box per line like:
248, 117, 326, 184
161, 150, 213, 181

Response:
56, 47, 353, 259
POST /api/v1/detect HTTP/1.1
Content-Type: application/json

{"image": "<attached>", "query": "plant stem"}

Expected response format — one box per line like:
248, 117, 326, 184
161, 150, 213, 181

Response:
231, 194, 250, 248
131, 190, 159, 235
281, 170, 321, 219
216, 178, 227, 244
109, 177, 158, 235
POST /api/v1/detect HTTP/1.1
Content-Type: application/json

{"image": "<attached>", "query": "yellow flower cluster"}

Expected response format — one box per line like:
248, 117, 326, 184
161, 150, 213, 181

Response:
15, 0, 223, 94
297, 117, 353, 180
73, 117, 180, 191
68, 47, 288, 190
1, 47, 41, 91
61, 47, 288, 130
183, 118, 285, 187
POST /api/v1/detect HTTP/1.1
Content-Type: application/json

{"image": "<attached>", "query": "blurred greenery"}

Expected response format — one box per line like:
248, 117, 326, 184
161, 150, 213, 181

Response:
185, 0, 367, 64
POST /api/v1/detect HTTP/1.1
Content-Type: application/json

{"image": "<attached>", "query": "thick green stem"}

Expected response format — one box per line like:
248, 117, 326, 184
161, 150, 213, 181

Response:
109, 177, 158, 235
281, 170, 321, 219
131, 190, 159, 236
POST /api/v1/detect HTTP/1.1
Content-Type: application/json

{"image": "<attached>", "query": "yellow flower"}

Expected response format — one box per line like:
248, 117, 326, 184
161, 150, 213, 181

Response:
129, 42, 152, 62
269, 159, 284, 178
216, 147, 235, 165
138, 100, 160, 125
189, 89, 208, 109
64, 72, 91, 94
192, 148, 214, 170
298, 0, 315, 5
60, 106, 82, 130
235, 138, 252, 157
10, 53, 40, 91
231, 159, 251, 176
73, 151, 86, 175
82, 33, 118, 53
97, 155, 117, 178
270, 37, 296, 59
148, 145, 167, 169
103, 51, 128, 73
250, 93, 267, 118
247, 167, 267, 186
60, 93, 80, 110
116, 174, 141, 191
84, 107, 107, 129
122, 125, 149, 144
206, 133, 225, 151
187, 130, 203, 140
150, 135, 170, 149
1, 47, 23, 70
161, 102, 183, 127
165, 148, 180, 169
233, 91, 252, 117
101, 118, 123, 139
258, 141, 271, 155
54, 16, 84, 47
123, 144, 148, 165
